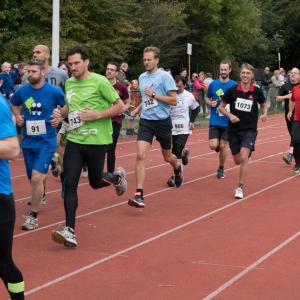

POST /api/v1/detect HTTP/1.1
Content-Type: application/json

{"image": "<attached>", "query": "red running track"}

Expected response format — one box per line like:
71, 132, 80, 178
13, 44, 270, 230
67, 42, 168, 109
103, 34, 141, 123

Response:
2, 114, 300, 299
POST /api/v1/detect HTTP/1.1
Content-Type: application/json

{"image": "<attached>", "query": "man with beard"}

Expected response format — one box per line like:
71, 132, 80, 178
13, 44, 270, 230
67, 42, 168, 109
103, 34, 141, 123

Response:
276, 68, 300, 165
10, 59, 65, 230
205, 60, 237, 179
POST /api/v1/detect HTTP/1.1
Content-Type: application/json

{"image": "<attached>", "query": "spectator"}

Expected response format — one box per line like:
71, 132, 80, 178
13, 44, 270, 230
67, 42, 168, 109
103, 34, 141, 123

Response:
261, 66, 272, 99
0, 62, 19, 99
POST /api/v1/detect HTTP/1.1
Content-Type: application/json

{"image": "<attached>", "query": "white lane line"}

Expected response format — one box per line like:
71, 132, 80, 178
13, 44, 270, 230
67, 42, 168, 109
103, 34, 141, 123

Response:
24, 174, 297, 297
191, 261, 264, 270
203, 229, 300, 300
14, 151, 282, 238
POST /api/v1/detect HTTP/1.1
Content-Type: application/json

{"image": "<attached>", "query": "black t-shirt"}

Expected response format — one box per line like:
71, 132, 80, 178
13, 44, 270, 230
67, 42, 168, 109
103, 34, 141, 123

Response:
278, 81, 297, 114
222, 83, 265, 132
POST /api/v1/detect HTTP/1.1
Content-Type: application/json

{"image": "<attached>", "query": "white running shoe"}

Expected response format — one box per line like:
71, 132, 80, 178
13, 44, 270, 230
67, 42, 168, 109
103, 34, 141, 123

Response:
82, 166, 88, 178
52, 226, 77, 247
22, 214, 38, 231
234, 186, 244, 199
113, 167, 127, 196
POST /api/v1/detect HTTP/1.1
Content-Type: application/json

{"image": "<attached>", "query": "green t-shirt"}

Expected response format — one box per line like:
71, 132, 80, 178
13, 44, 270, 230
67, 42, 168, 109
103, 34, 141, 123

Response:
65, 72, 119, 145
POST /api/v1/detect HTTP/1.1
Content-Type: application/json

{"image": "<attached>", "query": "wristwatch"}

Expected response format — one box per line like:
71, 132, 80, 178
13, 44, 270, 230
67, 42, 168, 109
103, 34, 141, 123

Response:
152, 92, 156, 98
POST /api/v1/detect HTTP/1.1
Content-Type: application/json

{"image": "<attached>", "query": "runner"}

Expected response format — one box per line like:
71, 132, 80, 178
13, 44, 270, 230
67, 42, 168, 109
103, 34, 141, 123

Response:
276, 68, 300, 165
0, 94, 25, 299
51, 45, 127, 247
205, 60, 237, 178
105, 62, 130, 173
287, 71, 300, 173
10, 59, 65, 230
218, 63, 267, 199
32, 44, 69, 202
128, 46, 183, 208
166, 75, 199, 187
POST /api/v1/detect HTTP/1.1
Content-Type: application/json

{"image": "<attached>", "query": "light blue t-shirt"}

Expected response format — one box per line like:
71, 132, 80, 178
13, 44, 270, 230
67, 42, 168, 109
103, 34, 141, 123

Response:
11, 82, 65, 148
0, 95, 17, 195
139, 69, 176, 120
206, 79, 237, 127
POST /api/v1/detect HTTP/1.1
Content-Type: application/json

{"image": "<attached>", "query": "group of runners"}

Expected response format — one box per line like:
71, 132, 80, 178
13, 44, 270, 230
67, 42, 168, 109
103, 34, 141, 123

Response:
1, 44, 300, 299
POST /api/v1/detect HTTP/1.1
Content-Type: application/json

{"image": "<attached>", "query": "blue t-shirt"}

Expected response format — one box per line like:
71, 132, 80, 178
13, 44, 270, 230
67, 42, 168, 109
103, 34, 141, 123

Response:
10, 82, 65, 148
0, 69, 19, 96
0, 95, 17, 195
206, 79, 237, 127
139, 69, 176, 120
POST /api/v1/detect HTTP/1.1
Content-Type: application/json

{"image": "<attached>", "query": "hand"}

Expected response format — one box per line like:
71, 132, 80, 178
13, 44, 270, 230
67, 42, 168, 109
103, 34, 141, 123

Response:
287, 111, 293, 121
144, 87, 153, 97
78, 108, 99, 121
50, 115, 60, 128
229, 114, 240, 123
260, 114, 267, 122
131, 107, 140, 117
189, 122, 195, 130
15, 115, 24, 127
52, 106, 63, 122
211, 100, 217, 107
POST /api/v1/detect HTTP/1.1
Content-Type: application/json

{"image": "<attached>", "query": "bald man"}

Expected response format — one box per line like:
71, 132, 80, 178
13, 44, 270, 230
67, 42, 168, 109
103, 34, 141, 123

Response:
33, 44, 68, 90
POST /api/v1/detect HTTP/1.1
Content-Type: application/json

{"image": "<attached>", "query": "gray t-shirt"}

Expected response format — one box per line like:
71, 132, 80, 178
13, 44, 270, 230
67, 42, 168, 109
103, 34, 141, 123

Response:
45, 67, 68, 90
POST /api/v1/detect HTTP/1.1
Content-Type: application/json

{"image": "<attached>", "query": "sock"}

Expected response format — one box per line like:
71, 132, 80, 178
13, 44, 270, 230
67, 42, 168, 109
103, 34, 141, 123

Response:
219, 166, 224, 170
9, 291, 24, 300
215, 146, 220, 152
30, 211, 38, 218
136, 189, 143, 197
238, 183, 243, 188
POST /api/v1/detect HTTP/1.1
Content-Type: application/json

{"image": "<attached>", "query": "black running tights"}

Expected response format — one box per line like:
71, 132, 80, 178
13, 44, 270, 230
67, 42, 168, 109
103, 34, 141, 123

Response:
0, 195, 24, 300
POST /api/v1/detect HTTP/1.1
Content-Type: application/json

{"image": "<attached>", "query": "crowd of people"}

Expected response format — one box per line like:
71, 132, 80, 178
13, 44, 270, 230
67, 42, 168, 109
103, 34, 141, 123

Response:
1, 44, 300, 299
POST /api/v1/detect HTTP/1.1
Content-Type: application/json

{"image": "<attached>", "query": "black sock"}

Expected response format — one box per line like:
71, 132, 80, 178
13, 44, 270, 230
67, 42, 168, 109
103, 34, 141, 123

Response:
238, 183, 243, 188
136, 189, 143, 197
174, 164, 181, 174
215, 146, 220, 152
30, 211, 38, 218
219, 166, 224, 170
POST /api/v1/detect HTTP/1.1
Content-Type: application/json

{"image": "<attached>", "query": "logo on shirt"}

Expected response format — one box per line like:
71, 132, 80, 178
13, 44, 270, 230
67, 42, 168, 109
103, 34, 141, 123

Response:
25, 97, 42, 115
66, 89, 75, 104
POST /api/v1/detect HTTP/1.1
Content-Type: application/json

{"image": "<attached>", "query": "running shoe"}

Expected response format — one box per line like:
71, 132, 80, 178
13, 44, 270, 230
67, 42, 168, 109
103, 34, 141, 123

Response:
51, 226, 77, 248
283, 152, 293, 165
82, 166, 88, 178
128, 193, 145, 208
113, 167, 127, 196
234, 186, 244, 199
167, 175, 175, 187
181, 148, 189, 165
216, 167, 225, 179
293, 164, 300, 174
51, 153, 62, 177
174, 163, 183, 187
22, 214, 38, 231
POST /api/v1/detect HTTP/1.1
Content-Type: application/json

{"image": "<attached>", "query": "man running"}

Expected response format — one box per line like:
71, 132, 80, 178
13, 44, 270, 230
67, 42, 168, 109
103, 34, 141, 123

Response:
276, 68, 300, 165
105, 62, 130, 173
167, 76, 199, 186
205, 60, 237, 178
218, 63, 267, 199
11, 59, 65, 230
51, 45, 127, 247
287, 70, 300, 173
0, 94, 25, 299
128, 46, 183, 208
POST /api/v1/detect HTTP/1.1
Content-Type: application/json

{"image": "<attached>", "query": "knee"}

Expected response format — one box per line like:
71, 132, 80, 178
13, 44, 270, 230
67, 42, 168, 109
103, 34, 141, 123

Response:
136, 152, 146, 163
30, 174, 43, 186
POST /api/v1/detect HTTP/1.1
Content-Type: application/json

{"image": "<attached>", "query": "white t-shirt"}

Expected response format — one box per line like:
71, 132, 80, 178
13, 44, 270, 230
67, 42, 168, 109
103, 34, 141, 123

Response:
171, 90, 199, 135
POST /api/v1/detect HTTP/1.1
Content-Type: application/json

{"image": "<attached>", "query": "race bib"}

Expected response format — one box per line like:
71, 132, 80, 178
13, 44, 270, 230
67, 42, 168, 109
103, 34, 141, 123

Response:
68, 110, 84, 130
172, 119, 189, 132
26, 120, 46, 135
218, 104, 230, 117
143, 96, 158, 110
235, 98, 253, 112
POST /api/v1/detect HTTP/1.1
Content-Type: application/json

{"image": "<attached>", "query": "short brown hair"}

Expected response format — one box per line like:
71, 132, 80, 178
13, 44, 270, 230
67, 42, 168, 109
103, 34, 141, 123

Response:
27, 59, 45, 70
240, 63, 255, 73
220, 59, 232, 69
143, 46, 160, 59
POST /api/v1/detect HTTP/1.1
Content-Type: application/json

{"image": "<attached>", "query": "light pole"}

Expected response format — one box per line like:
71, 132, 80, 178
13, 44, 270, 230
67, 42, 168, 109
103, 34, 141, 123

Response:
52, 0, 60, 67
